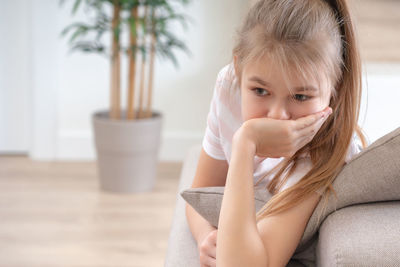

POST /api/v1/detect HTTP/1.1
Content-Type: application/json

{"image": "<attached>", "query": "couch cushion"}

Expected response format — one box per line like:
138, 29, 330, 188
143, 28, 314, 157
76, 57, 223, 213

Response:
317, 201, 400, 266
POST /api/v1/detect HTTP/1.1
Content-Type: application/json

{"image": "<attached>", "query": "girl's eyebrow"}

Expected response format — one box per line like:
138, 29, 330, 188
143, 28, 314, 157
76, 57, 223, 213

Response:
248, 76, 318, 92
294, 86, 318, 92
248, 76, 271, 87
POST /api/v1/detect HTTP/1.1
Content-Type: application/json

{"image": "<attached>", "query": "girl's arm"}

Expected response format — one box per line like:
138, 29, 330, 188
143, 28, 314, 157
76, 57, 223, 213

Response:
217, 111, 328, 267
216, 125, 268, 267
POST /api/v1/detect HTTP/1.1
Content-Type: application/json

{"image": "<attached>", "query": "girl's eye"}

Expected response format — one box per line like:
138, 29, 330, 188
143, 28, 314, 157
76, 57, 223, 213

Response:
293, 94, 312, 102
253, 88, 268, 96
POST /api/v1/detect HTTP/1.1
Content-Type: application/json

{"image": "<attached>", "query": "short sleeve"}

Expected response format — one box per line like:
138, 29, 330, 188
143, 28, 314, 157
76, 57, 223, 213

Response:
201, 69, 227, 161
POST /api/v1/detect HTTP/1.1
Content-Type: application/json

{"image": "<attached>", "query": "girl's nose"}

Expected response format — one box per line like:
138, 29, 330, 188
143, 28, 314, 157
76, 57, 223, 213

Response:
268, 103, 290, 120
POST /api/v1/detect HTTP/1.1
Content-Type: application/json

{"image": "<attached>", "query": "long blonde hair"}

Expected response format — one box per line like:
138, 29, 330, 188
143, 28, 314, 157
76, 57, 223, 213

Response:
231, 0, 368, 223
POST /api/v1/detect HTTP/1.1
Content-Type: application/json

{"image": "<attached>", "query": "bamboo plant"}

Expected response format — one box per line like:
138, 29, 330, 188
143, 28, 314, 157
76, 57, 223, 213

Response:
60, 0, 192, 120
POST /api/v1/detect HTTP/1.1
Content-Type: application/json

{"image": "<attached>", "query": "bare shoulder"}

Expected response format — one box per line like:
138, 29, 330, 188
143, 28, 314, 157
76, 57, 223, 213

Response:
256, 192, 321, 267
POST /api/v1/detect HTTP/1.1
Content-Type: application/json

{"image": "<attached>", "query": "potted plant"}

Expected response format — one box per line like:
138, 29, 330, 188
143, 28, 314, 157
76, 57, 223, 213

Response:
60, 0, 193, 193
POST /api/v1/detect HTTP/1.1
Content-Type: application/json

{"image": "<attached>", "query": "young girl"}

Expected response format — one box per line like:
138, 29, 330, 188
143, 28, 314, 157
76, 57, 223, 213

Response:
186, 0, 368, 266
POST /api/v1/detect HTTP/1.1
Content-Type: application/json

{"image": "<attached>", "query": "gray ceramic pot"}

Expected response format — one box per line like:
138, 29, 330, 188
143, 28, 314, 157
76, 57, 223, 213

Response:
92, 109, 163, 193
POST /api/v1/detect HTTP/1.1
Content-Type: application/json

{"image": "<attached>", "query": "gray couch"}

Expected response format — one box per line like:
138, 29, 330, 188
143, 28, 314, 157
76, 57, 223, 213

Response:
165, 128, 400, 266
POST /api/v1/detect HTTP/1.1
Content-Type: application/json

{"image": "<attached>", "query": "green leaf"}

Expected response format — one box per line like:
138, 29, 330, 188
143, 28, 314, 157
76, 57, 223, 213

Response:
157, 44, 178, 68
70, 41, 106, 54
60, 22, 87, 37
127, 15, 138, 39
112, 23, 121, 42
69, 25, 90, 43
60, 0, 193, 61
95, 29, 106, 42
72, 0, 83, 15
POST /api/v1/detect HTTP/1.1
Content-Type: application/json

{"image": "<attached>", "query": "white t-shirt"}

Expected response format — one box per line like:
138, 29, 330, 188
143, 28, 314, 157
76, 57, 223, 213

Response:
202, 62, 364, 195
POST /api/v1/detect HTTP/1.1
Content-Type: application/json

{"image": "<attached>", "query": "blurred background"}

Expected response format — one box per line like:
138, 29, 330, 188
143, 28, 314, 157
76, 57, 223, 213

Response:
0, 0, 399, 266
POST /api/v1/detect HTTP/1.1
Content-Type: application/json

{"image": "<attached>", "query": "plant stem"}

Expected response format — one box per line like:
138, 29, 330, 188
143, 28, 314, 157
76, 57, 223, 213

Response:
145, 6, 156, 119
127, 6, 139, 120
137, 4, 149, 119
110, 0, 121, 120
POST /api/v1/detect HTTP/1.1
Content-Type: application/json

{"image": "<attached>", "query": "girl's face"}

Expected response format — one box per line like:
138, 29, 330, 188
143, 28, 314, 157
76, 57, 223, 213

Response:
236, 55, 332, 122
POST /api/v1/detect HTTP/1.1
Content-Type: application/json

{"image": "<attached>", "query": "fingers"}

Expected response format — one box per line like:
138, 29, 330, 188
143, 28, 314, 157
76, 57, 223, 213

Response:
206, 256, 216, 267
294, 107, 332, 131
200, 251, 216, 267
200, 249, 216, 266
200, 256, 216, 267
295, 113, 330, 149
199, 230, 217, 267
209, 244, 216, 258
295, 108, 332, 138
301, 112, 330, 135
292, 107, 332, 151
210, 230, 217, 258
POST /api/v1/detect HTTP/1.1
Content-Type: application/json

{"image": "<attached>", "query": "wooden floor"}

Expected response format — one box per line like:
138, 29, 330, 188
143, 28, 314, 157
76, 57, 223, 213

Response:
0, 156, 182, 267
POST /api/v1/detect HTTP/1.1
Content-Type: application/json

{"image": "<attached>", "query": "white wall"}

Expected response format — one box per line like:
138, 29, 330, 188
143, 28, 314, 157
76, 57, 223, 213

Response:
0, 0, 30, 153
359, 63, 400, 144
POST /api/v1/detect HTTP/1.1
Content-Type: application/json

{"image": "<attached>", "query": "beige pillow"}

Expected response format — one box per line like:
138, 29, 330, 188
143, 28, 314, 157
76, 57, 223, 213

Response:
182, 186, 273, 228
181, 126, 400, 252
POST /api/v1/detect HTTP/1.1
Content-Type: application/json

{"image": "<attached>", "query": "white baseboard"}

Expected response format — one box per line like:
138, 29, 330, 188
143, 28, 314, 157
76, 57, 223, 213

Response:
55, 130, 204, 162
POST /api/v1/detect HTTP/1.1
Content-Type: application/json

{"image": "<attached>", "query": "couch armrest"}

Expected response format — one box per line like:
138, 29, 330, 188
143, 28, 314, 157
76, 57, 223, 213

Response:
317, 201, 400, 266
164, 145, 202, 267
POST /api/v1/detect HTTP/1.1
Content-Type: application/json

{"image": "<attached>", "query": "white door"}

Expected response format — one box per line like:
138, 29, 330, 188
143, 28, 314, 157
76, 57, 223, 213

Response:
0, 0, 30, 154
